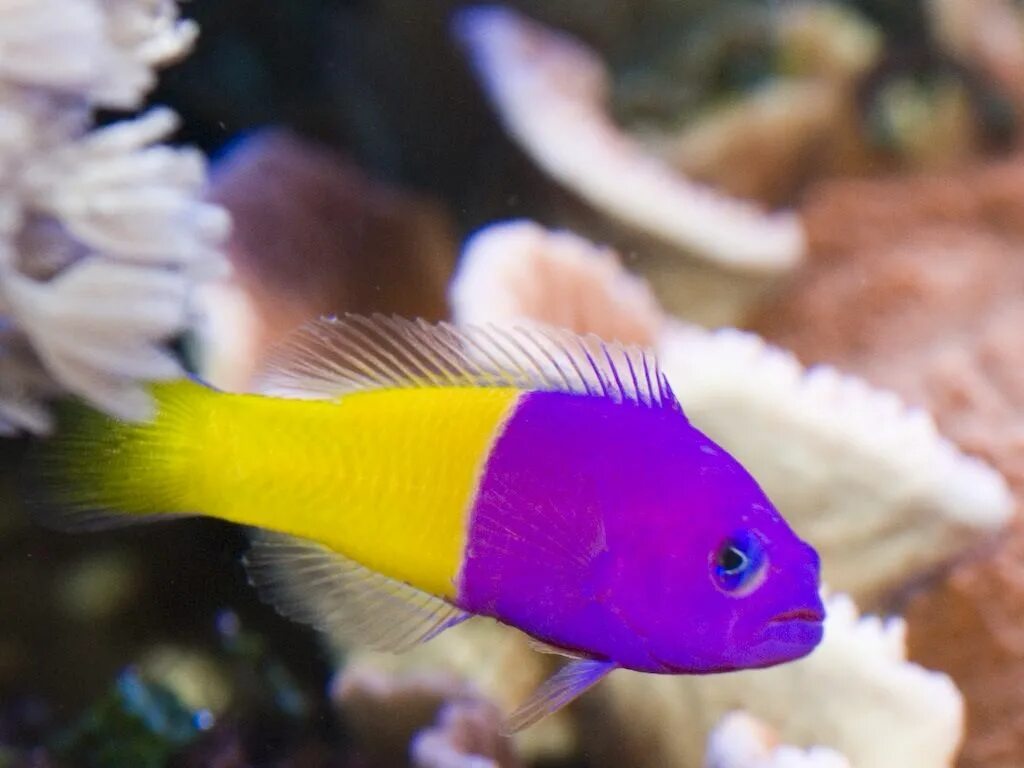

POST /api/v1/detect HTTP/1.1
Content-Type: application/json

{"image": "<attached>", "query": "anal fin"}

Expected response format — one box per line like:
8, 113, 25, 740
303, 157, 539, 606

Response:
244, 531, 470, 652
505, 658, 616, 733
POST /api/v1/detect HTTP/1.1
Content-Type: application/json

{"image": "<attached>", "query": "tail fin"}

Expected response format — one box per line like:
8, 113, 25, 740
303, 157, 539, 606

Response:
27, 380, 208, 531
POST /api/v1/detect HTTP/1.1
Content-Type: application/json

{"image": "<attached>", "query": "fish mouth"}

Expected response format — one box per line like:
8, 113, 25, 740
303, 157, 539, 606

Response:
768, 606, 825, 625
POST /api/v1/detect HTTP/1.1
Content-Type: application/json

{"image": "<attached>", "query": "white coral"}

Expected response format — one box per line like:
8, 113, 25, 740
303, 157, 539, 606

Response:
0, 0, 196, 109
597, 593, 963, 768
449, 220, 664, 347
20, 108, 229, 271
453, 6, 805, 271
705, 712, 851, 768
1, 258, 188, 419
659, 324, 1013, 606
0, 0, 227, 429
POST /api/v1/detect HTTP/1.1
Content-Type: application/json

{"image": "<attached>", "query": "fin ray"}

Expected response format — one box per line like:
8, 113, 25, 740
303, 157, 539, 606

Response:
245, 531, 470, 652
256, 314, 676, 410
505, 658, 616, 733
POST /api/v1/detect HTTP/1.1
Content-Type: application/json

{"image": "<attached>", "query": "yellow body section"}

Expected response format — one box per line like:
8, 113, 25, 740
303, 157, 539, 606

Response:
158, 383, 520, 598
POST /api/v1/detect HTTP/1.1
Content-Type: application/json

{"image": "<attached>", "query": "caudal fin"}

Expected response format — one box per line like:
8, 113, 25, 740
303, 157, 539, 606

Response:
26, 380, 207, 531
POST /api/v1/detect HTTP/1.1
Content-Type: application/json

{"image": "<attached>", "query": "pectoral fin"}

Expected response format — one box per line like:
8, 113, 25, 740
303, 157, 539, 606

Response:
505, 658, 617, 733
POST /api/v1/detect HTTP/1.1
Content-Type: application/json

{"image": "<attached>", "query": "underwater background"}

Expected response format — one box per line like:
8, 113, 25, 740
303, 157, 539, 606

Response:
3, 0, 1024, 765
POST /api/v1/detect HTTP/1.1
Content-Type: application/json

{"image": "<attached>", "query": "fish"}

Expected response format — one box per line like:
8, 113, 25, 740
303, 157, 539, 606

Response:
31, 314, 824, 731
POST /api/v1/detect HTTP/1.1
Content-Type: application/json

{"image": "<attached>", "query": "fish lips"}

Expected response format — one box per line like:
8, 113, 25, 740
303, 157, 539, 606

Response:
757, 606, 825, 658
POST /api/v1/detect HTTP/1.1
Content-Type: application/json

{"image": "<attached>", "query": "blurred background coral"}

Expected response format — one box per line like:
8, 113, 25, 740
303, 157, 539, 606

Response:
4, 1, 1024, 766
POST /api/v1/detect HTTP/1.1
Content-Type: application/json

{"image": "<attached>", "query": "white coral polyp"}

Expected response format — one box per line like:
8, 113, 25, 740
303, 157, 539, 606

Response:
103, 0, 198, 66
705, 712, 851, 768
0, 0, 196, 109
21, 109, 230, 271
0, 347, 57, 435
1, 257, 189, 420
0, 0, 110, 92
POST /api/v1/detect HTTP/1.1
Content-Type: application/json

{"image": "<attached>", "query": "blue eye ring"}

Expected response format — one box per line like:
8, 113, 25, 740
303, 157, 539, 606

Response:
712, 531, 767, 594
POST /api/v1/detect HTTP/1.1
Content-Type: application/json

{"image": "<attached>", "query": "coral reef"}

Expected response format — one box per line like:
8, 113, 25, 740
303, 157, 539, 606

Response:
343, 620, 573, 765
6, 2, 1024, 767
451, 218, 1012, 607
435, 217, 994, 766
646, 2, 882, 204
751, 156, 1024, 768
412, 697, 523, 768
927, 0, 1024, 115
0, 0, 228, 428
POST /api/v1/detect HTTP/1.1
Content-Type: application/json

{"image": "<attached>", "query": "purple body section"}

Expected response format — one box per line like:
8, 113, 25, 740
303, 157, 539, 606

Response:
457, 391, 822, 674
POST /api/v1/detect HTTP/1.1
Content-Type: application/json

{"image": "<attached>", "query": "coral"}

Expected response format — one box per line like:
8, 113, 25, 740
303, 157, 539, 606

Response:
452, 5, 805, 272
0, 0, 197, 109
411, 699, 523, 768
652, 79, 845, 206
343, 620, 574, 765
0, 0, 228, 428
430, 216, 997, 766
333, 663, 522, 768
649, 2, 882, 205
582, 594, 962, 768
202, 130, 458, 391
449, 220, 664, 347
750, 157, 1024, 767
450, 218, 1012, 607
927, 0, 1024, 114
705, 712, 851, 768
658, 323, 1012, 607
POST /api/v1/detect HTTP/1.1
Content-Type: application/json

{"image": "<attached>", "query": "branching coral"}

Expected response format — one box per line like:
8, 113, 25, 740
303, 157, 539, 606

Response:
452, 5, 805, 272
0, 0, 228, 429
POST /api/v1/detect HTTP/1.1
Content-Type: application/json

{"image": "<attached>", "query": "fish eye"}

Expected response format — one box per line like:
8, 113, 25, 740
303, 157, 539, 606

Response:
712, 531, 766, 594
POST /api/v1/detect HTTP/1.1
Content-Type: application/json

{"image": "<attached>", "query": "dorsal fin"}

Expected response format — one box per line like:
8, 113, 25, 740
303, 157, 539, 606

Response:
255, 314, 677, 409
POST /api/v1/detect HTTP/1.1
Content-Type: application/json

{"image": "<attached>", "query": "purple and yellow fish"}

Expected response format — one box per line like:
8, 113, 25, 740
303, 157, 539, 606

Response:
37, 315, 824, 730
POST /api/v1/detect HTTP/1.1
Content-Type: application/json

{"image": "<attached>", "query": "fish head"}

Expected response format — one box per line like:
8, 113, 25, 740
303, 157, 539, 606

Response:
608, 426, 824, 674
